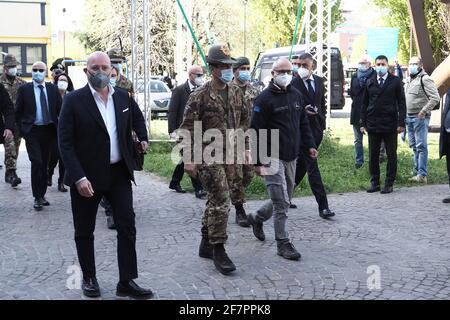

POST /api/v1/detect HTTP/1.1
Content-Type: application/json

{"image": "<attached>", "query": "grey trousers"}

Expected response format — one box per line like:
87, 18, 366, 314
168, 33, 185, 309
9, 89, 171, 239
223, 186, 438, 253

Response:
255, 158, 296, 242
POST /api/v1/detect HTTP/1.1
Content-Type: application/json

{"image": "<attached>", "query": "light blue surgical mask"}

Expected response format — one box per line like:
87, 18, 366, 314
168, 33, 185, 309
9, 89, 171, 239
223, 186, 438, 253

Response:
219, 68, 233, 84
409, 65, 419, 76
358, 64, 369, 72
32, 71, 45, 83
375, 66, 387, 76
112, 63, 122, 74
110, 76, 117, 87
238, 70, 251, 83
292, 65, 299, 74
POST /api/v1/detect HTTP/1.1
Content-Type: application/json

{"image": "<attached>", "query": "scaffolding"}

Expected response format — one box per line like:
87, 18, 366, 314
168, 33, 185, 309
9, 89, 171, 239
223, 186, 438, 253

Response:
305, 0, 333, 124
130, 0, 151, 128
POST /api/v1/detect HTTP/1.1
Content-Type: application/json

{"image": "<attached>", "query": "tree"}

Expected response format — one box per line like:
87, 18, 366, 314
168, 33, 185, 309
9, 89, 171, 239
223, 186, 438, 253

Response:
372, 0, 449, 65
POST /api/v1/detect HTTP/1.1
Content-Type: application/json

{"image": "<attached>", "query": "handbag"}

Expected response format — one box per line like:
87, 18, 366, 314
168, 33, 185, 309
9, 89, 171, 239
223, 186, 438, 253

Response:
129, 95, 146, 171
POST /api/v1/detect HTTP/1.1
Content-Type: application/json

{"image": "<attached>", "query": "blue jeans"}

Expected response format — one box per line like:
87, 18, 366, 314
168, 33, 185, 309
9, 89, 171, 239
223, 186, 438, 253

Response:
406, 116, 430, 177
353, 125, 364, 165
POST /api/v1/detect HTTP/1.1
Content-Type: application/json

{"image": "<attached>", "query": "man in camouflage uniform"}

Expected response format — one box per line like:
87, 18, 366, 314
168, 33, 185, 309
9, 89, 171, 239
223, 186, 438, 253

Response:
230, 56, 261, 227
107, 48, 134, 96
179, 44, 250, 275
1, 54, 27, 187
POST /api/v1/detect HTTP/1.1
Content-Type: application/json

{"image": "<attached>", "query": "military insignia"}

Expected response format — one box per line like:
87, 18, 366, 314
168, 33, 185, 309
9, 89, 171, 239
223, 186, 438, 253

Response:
220, 45, 231, 57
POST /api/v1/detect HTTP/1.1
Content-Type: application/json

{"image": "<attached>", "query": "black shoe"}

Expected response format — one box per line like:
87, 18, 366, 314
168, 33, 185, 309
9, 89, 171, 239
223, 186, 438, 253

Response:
116, 280, 153, 299
277, 242, 301, 260
82, 277, 101, 298
195, 189, 207, 199
213, 244, 236, 275
107, 216, 116, 230
169, 183, 186, 193
33, 199, 43, 211
289, 202, 297, 209
367, 185, 381, 193
380, 185, 393, 194
5, 169, 12, 183
58, 182, 67, 192
199, 237, 213, 259
355, 163, 363, 169
319, 208, 335, 219
235, 206, 250, 228
443, 196, 450, 203
47, 176, 52, 187
247, 213, 265, 241
39, 197, 50, 206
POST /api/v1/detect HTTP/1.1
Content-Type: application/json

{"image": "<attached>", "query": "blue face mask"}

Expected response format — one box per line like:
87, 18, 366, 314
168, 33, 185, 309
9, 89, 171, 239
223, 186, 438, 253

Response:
219, 68, 234, 84
112, 64, 122, 74
292, 65, 299, 74
375, 66, 387, 76
110, 77, 117, 87
409, 65, 419, 76
238, 70, 251, 83
358, 64, 369, 72
32, 71, 45, 83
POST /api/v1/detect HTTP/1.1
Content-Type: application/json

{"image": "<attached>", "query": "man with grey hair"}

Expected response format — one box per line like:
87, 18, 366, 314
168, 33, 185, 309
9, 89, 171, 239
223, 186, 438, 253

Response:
248, 57, 317, 261
15, 61, 62, 211
59, 51, 152, 299
405, 56, 440, 183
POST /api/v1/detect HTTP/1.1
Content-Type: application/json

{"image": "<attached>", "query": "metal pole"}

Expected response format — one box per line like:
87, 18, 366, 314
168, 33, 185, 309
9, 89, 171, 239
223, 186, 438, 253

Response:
317, 0, 324, 77
327, 0, 332, 128
63, 8, 66, 59
244, 1, 247, 57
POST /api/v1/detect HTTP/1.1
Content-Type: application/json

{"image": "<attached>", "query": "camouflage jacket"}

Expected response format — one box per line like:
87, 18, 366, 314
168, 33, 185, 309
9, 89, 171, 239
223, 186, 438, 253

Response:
0, 74, 27, 106
238, 82, 261, 130
179, 80, 250, 162
116, 75, 134, 96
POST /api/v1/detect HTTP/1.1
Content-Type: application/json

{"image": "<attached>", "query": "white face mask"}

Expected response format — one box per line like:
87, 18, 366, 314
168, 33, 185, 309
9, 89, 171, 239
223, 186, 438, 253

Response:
7, 67, 17, 77
274, 73, 293, 88
298, 67, 310, 79
58, 80, 68, 91
194, 76, 205, 87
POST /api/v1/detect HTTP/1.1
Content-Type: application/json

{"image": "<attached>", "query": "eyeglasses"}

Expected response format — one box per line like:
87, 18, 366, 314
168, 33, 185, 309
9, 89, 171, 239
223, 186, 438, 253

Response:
32, 68, 45, 73
194, 73, 204, 77
274, 70, 292, 75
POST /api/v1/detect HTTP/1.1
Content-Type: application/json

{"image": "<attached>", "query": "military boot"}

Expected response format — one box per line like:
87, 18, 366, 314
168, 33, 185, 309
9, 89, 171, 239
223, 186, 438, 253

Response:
213, 243, 236, 275
9, 170, 22, 188
198, 237, 213, 259
277, 241, 301, 261
247, 213, 265, 241
235, 204, 250, 228
5, 169, 13, 184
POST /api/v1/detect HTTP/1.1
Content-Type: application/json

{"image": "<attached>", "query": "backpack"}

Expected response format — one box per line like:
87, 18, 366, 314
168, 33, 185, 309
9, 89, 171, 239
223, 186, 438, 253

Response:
420, 75, 440, 110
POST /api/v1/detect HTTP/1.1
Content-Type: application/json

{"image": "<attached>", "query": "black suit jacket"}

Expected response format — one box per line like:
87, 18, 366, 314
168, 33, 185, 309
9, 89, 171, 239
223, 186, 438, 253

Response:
168, 80, 192, 134
58, 85, 148, 190
349, 69, 376, 125
15, 82, 62, 136
291, 75, 326, 145
439, 88, 450, 158
0, 83, 14, 144
360, 73, 406, 133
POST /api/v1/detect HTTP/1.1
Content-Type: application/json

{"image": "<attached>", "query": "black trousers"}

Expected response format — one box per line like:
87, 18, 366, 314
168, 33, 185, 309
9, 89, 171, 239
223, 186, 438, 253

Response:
24, 125, 56, 198
70, 161, 138, 282
445, 132, 450, 187
48, 138, 65, 184
295, 150, 329, 211
368, 132, 398, 186
170, 161, 203, 191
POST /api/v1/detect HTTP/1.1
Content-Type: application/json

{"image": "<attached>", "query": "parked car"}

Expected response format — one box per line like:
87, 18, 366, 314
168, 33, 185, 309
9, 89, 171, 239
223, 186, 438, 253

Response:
136, 79, 172, 119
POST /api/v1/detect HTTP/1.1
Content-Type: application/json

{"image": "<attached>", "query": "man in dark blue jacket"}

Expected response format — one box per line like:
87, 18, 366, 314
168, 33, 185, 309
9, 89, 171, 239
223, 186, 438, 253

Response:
247, 58, 317, 261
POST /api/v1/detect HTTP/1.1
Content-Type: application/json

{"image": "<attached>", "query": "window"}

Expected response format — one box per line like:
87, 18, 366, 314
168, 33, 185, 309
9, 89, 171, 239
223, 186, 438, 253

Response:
150, 81, 169, 93
40, 3, 46, 26
0, 43, 47, 77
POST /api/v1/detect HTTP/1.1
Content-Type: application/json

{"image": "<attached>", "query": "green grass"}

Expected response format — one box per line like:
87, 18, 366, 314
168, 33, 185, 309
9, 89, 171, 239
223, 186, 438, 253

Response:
144, 119, 448, 200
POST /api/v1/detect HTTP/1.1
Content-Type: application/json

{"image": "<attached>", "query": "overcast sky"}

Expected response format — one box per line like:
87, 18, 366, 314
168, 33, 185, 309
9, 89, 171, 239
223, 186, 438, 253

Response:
51, 0, 85, 32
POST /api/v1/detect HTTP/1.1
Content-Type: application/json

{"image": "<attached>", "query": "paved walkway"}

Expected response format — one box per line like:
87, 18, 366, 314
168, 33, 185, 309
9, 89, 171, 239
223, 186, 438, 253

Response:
1, 149, 450, 300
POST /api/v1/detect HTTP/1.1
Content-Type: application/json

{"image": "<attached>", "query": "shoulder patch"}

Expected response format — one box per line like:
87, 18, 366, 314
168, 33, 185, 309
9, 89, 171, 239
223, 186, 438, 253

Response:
253, 105, 261, 113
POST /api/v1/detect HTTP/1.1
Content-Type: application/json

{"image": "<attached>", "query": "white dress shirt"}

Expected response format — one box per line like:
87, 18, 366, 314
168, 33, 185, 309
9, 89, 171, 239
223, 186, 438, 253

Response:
188, 80, 196, 92
302, 74, 316, 92
377, 72, 388, 85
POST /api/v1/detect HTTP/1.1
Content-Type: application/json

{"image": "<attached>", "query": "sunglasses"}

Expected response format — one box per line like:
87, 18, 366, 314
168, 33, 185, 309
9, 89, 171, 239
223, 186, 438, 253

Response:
32, 69, 45, 73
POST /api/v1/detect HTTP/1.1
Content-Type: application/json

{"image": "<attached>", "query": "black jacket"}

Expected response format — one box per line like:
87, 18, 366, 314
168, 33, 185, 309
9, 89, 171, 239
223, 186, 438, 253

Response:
58, 85, 148, 190
360, 73, 406, 133
0, 83, 14, 144
291, 74, 326, 145
349, 68, 376, 125
168, 80, 192, 134
251, 81, 316, 165
439, 88, 450, 159
15, 82, 62, 137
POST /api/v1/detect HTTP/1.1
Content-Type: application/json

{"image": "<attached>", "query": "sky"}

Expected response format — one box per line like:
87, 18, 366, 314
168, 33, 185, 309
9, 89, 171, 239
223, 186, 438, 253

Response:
51, 0, 85, 32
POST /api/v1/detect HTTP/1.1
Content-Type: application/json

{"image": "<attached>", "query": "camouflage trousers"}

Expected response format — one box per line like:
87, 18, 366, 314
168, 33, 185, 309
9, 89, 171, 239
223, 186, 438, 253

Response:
229, 164, 254, 206
198, 164, 242, 244
3, 127, 21, 170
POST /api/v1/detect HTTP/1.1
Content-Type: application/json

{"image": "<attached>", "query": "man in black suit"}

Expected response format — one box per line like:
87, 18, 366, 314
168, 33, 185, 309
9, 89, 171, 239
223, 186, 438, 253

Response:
360, 55, 406, 194
291, 53, 335, 219
168, 65, 206, 199
15, 61, 62, 211
440, 88, 450, 203
58, 52, 152, 299
0, 83, 14, 157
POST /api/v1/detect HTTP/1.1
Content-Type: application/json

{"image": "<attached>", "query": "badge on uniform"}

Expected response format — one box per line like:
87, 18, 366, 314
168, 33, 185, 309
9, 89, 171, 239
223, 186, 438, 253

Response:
254, 105, 261, 113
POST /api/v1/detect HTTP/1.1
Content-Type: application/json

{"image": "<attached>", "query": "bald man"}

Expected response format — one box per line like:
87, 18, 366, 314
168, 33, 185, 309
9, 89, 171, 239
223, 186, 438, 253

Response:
168, 65, 206, 198
58, 52, 151, 299
15, 61, 62, 211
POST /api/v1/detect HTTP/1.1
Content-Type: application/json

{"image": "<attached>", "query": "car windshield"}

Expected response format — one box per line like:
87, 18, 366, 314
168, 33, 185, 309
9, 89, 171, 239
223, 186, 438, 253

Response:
137, 80, 169, 93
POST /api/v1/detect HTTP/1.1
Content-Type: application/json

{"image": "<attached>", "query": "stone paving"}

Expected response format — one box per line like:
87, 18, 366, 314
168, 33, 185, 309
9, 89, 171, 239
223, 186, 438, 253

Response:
1, 149, 450, 300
